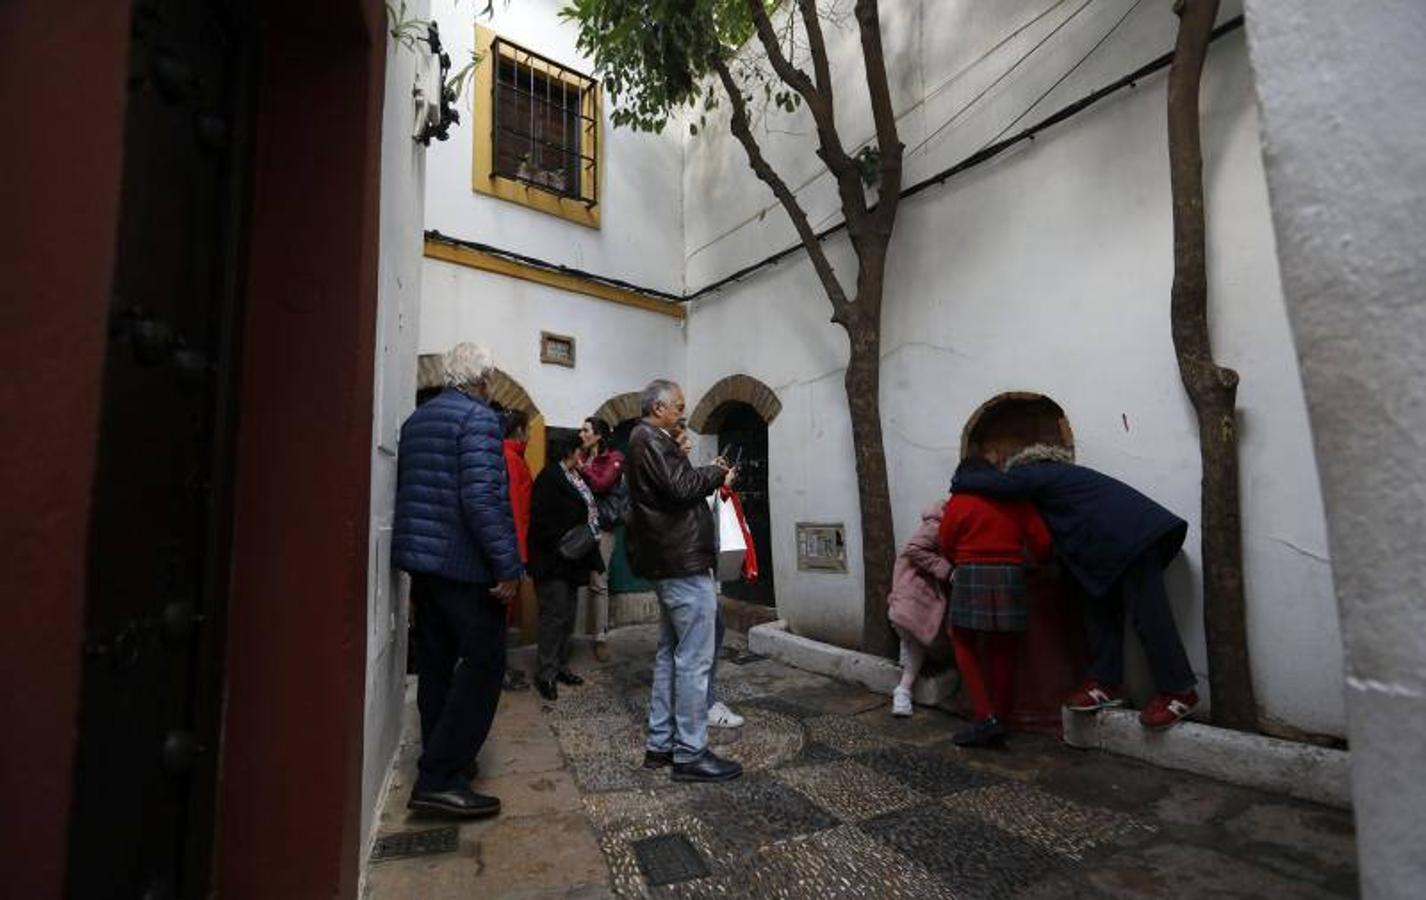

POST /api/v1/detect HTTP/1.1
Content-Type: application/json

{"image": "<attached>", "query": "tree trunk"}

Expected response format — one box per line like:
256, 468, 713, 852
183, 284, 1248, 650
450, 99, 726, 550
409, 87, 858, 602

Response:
843, 287, 897, 657
1168, 0, 1258, 731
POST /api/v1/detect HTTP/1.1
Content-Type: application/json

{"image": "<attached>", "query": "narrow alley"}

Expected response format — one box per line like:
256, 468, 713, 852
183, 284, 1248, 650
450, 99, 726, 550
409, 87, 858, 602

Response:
365, 626, 1357, 898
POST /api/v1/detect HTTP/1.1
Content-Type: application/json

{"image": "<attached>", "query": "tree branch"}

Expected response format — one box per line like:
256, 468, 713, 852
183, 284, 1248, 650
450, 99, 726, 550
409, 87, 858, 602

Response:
745, 0, 818, 104
714, 58, 853, 324
854, 0, 904, 234
797, 0, 833, 98
745, 0, 869, 228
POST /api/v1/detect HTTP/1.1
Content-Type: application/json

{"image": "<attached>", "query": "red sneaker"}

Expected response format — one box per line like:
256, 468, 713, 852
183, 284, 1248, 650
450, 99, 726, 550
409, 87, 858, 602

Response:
1139, 690, 1199, 729
1065, 680, 1123, 713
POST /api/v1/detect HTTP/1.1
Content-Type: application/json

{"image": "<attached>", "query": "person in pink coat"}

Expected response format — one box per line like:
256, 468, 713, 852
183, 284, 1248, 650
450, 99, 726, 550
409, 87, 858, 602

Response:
885, 501, 953, 716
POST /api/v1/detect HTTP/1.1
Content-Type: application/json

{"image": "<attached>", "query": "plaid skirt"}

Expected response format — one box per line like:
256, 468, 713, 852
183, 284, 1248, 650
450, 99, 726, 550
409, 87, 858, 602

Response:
949, 564, 1029, 632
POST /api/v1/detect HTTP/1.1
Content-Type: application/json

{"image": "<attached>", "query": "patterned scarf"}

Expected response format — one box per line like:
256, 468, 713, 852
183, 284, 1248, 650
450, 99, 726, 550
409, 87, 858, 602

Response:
563, 464, 600, 534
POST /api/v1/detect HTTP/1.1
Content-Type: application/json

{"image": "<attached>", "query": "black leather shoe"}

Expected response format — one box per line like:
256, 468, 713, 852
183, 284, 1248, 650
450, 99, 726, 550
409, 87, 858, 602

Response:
671, 750, 743, 783
407, 787, 500, 819
642, 749, 674, 769
556, 670, 584, 686
536, 678, 558, 701
953, 715, 1006, 747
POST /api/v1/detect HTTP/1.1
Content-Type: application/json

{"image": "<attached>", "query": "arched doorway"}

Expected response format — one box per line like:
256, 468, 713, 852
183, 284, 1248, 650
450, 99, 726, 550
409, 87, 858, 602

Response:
961, 392, 1083, 734
961, 391, 1074, 461
706, 401, 774, 606
689, 375, 782, 609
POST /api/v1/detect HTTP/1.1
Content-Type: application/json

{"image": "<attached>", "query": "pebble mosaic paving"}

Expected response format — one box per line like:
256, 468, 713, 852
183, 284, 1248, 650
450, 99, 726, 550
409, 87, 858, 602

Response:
370, 628, 1357, 898
546, 633, 1361, 899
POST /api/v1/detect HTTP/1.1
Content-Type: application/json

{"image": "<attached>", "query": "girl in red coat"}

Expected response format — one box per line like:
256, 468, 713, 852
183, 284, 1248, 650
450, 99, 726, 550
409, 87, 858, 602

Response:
502, 409, 534, 565
940, 454, 1053, 746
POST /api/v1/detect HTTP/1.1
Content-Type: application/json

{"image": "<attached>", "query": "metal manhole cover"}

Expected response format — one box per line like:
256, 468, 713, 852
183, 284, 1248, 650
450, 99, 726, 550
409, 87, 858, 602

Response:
631, 833, 710, 886
370, 826, 459, 862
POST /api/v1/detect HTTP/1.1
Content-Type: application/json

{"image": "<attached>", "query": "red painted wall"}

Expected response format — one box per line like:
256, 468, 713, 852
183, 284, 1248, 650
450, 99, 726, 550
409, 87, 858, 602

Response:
0, 3, 133, 895
213, 3, 386, 897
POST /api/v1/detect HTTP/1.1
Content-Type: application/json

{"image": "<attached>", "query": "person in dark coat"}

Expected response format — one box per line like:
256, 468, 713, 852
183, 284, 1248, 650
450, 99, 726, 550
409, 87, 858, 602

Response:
528, 433, 606, 700
950, 443, 1199, 729
392, 343, 522, 819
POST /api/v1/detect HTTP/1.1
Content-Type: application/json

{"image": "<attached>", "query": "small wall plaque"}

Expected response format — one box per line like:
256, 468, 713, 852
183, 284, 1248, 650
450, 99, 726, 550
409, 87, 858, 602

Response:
540, 331, 576, 367
796, 522, 847, 573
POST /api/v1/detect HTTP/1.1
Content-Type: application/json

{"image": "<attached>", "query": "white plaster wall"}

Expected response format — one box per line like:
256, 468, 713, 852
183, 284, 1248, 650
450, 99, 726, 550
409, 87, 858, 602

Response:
426, 0, 686, 294
683, 1, 1344, 736
420, 260, 686, 427
363, 14, 428, 850
1244, 1, 1426, 892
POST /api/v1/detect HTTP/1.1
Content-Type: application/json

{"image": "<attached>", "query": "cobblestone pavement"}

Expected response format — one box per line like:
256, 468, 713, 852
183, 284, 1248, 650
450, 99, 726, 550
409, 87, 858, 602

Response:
365, 625, 1358, 899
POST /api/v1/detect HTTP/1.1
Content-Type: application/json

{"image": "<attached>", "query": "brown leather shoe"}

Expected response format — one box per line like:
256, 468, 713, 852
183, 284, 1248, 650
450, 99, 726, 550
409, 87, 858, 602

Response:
593, 641, 611, 663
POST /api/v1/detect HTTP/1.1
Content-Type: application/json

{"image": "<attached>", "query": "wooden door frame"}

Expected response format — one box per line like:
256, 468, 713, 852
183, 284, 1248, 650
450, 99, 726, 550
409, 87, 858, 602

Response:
1, 2, 388, 896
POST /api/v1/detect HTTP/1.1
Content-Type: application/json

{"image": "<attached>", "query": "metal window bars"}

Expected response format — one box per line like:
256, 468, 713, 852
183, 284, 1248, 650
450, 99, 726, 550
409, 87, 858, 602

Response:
490, 38, 598, 208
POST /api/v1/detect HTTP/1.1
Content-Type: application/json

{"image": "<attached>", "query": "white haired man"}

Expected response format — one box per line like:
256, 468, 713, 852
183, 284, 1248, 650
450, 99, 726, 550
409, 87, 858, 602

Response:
393, 343, 523, 817
625, 379, 743, 782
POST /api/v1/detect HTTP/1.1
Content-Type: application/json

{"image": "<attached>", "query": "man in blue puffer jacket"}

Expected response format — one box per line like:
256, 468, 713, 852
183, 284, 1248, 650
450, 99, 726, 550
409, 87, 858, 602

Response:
393, 343, 522, 818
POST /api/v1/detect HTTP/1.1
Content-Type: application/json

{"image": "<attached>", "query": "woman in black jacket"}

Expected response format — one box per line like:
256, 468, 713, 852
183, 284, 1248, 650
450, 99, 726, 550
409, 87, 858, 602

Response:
528, 434, 606, 700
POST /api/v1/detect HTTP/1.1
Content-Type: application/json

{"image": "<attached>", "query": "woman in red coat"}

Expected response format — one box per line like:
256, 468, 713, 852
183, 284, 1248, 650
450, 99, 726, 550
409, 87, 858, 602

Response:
940, 454, 1053, 746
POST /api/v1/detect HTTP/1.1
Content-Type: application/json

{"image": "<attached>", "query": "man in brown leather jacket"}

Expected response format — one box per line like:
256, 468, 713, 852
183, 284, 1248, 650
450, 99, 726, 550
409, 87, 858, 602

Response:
626, 379, 743, 782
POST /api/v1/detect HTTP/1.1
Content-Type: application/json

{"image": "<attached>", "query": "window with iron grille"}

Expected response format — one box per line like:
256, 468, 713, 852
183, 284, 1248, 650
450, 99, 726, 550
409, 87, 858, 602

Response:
491, 38, 598, 206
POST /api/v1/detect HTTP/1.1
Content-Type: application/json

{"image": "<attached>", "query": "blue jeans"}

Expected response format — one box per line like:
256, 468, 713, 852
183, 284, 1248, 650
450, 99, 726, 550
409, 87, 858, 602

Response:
646, 572, 717, 763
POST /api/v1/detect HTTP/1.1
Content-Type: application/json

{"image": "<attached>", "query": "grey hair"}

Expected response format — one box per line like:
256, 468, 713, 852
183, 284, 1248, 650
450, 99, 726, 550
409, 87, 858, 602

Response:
443, 342, 496, 388
1005, 443, 1074, 469
640, 379, 680, 416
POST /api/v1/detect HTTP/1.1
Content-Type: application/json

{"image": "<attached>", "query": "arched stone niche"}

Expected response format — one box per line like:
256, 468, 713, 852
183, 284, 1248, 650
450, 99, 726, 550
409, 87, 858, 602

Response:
959, 390, 1084, 734
960, 391, 1074, 461
688, 374, 782, 433
416, 353, 541, 416
591, 391, 642, 427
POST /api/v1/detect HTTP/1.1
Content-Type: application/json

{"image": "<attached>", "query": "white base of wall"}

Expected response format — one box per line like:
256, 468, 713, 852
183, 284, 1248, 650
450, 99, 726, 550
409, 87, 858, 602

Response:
1062, 707, 1350, 809
748, 620, 957, 707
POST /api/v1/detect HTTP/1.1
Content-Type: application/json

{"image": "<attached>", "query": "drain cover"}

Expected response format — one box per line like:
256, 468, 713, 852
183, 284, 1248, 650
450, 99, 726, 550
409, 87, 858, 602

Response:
370, 826, 459, 862
631, 833, 710, 886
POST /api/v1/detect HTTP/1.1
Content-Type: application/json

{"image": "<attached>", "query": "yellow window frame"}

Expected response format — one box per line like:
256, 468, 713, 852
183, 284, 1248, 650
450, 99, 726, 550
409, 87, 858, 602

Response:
472, 25, 602, 229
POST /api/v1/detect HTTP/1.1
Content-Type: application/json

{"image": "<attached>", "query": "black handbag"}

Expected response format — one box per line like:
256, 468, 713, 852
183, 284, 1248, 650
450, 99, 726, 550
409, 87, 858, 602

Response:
558, 523, 597, 561
596, 479, 630, 529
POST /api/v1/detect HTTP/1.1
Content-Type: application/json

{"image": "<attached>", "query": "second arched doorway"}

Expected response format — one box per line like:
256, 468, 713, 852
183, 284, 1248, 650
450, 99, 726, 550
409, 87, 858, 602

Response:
961, 391, 1074, 461
708, 401, 774, 606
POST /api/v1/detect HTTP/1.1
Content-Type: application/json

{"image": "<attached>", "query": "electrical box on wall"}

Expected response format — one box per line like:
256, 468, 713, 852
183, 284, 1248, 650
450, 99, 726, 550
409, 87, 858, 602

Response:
540, 331, 576, 367
796, 522, 846, 573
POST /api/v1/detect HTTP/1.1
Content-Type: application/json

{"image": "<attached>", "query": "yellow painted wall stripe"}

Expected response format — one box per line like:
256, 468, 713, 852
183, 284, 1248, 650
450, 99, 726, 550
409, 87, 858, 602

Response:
424, 239, 686, 320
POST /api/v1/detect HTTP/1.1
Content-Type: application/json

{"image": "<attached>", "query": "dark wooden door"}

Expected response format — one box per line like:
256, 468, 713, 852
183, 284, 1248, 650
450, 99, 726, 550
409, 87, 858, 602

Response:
716, 404, 775, 606
67, 2, 254, 897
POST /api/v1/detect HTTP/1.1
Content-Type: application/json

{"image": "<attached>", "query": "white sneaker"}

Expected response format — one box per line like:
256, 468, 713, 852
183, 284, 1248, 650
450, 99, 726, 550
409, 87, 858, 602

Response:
892, 686, 913, 717
708, 701, 745, 729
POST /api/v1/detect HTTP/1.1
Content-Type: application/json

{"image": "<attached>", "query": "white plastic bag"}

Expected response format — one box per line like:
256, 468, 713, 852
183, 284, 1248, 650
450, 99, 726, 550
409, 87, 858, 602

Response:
715, 491, 747, 581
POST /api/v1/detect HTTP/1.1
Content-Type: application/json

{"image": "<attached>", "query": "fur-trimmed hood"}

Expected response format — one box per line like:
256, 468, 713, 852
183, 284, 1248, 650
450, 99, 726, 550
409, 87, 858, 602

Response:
1005, 443, 1073, 469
